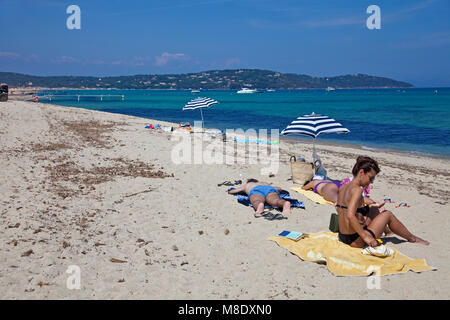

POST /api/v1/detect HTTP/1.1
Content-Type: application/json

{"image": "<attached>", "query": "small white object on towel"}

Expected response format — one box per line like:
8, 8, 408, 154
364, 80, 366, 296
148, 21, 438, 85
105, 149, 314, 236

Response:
361, 245, 394, 257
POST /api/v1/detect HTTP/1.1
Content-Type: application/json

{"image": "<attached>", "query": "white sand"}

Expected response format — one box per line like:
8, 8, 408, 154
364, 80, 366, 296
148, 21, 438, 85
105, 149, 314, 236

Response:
0, 100, 449, 299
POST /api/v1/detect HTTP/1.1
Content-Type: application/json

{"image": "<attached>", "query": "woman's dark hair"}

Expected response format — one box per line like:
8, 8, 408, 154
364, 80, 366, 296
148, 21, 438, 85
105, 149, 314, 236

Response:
352, 156, 380, 176
247, 178, 258, 183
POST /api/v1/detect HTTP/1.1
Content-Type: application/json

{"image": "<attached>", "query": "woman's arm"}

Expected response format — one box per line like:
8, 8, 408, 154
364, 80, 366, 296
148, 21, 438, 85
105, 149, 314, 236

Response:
346, 188, 378, 247
302, 180, 315, 190
363, 196, 375, 206
365, 197, 387, 212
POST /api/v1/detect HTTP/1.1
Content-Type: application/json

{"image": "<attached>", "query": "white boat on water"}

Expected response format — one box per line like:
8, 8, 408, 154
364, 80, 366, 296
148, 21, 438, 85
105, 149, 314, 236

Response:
266, 89, 276, 92
237, 88, 257, 94
191, 89, 200, 93
326, 87, 335, 92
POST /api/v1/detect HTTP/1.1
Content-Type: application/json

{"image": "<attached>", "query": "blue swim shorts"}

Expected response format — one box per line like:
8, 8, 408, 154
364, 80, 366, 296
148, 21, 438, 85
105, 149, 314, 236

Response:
248, 185, 280, 198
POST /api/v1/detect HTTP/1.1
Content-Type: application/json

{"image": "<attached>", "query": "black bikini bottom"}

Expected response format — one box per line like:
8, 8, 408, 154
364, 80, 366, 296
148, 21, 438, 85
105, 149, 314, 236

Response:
338, 226, 376, 245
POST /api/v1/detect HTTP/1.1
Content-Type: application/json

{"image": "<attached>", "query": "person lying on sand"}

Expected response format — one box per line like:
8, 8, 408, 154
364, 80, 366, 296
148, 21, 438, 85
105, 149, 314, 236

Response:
302, 179, 342, 204
302, 179, 384, 209
336, 156, 429, 248
228, 179, 291, 215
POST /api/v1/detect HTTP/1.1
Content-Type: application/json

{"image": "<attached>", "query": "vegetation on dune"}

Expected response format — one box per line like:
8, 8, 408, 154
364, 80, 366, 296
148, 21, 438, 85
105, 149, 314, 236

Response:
0, 69, 413, 89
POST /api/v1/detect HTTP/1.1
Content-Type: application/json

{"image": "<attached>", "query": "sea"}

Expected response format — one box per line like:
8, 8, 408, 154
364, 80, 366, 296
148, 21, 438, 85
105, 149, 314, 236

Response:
37, 88, 450, 159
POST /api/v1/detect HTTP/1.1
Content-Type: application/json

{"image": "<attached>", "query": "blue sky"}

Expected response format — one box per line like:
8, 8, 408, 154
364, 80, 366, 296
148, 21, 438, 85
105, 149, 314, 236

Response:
1, 0, 449, 86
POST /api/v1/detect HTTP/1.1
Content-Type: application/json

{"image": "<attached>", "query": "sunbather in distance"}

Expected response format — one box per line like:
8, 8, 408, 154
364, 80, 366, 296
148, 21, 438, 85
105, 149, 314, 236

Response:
228, 179, 291, 215
336, 156, 429, 248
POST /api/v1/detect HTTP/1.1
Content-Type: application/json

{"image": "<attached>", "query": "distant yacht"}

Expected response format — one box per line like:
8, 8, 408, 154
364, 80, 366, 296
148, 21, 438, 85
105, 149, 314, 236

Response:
237, 88, 257, 94
191, 89, 200, 93
326, 87, 335, 92
266, 89, 276, 92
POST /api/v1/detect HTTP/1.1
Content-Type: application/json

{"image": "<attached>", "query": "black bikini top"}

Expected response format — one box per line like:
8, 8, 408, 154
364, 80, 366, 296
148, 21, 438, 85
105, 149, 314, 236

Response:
336, 204, 370, 216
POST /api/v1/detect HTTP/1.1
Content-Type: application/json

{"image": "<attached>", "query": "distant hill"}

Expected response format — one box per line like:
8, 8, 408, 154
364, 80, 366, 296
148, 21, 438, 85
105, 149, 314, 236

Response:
0, 69, 414, 89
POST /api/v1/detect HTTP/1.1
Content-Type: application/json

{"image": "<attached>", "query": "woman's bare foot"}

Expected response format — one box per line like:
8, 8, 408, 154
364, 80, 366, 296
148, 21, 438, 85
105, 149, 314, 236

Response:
410, 236, 430, 246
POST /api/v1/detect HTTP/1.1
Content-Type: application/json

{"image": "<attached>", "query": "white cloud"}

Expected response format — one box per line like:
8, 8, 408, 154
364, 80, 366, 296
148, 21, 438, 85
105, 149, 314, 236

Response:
392, 31, 450, 49
154, 53, 189, 66
302, 16, 363, 28
248, 19, 284, 30
89, 59, 106, 65
51, 56, 78, 63
382, 0, 439, 23
0, 51, 21, 58
294, 0, 439, 29
111, 56, 152, 66
399, 0, 438, 15
24, 54, 40, 62
0, 52, 40, 63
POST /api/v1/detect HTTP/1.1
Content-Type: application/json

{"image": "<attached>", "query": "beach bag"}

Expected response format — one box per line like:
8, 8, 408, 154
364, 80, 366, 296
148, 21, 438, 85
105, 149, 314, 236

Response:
329, 213, 339, 233
290, 156, 314, 185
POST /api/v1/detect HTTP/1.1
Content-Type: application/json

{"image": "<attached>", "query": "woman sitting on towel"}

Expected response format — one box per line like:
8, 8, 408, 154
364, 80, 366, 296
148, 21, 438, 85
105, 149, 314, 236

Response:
336, 156, 429, 248
303, 177, 392, 236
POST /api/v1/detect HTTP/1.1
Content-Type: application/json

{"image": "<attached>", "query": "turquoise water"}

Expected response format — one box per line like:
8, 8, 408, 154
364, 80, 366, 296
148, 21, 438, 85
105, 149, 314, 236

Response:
39, 88, 450, 158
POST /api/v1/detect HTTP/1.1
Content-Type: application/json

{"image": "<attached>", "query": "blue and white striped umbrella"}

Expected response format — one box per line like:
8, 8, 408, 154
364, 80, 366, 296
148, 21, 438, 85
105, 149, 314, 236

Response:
183, 97, 218, 110
183, 97, 219, 126
281, 112, 350, 171
281, 112, 349, 138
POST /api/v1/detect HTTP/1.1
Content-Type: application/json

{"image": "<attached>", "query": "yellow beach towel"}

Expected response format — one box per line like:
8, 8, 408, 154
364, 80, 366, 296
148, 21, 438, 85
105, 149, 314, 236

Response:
291, 187, 334, 205
268, 231, 436, 276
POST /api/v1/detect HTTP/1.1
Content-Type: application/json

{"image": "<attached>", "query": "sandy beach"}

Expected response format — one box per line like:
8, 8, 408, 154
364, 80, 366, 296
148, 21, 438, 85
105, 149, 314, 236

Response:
1, 100, 449, 299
